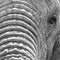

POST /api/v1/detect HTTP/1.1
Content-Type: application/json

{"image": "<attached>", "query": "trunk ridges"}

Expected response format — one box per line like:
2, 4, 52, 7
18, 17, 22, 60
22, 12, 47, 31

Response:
0, 0, 40, 60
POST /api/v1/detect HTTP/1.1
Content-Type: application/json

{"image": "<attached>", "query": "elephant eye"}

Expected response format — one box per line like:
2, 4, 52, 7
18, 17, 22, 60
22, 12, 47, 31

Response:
48, 15, 57, 25
46, 12, 58, 34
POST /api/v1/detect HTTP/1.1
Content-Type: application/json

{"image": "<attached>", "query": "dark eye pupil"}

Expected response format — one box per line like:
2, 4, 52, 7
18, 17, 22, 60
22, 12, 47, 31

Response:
48, 16, 57, 25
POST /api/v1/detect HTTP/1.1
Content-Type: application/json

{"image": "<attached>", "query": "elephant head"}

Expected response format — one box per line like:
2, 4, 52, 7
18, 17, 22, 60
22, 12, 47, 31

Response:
0, 0, 60, 60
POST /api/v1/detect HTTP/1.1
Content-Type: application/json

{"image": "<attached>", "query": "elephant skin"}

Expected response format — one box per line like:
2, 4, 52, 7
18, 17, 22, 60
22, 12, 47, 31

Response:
0, 0, 60, 60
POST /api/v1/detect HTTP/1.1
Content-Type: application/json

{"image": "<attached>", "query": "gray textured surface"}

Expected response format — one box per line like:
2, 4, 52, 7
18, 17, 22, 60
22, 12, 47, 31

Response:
0, 0, 59, 60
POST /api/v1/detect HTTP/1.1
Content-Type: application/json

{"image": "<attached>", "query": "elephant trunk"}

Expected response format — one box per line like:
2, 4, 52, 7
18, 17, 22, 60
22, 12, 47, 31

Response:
0, 0, 40, 60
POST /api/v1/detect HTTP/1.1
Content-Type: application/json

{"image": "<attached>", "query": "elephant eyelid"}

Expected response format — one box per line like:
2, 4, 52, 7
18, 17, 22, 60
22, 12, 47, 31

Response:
47, 8, 59, 26
48, 15, 57, 25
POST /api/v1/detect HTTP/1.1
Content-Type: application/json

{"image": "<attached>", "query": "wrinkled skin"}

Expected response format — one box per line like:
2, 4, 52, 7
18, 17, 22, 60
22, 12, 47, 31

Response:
33, 0, 60, 60
37, 0, 60, 60
0, 0, 60, 60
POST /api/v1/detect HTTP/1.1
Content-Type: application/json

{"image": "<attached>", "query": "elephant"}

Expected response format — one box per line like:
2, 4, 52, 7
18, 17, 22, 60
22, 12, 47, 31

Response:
0, 0, 60, 60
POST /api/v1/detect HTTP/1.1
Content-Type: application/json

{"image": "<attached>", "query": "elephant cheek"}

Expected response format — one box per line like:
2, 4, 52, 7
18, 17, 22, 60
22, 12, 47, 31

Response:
0, 0, 40, 60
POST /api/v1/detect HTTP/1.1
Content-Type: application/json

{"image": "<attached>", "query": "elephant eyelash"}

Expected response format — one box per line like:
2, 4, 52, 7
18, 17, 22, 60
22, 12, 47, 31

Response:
47, 8, 59, 26
47, 14, 57, 33
46, 10, 58, 37
47, 9, 58, 31
47, 12, 57, 26
48, 14, 57, 25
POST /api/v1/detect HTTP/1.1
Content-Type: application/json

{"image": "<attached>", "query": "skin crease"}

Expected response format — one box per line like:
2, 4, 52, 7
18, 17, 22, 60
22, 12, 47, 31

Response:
14, 0, 60, 60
